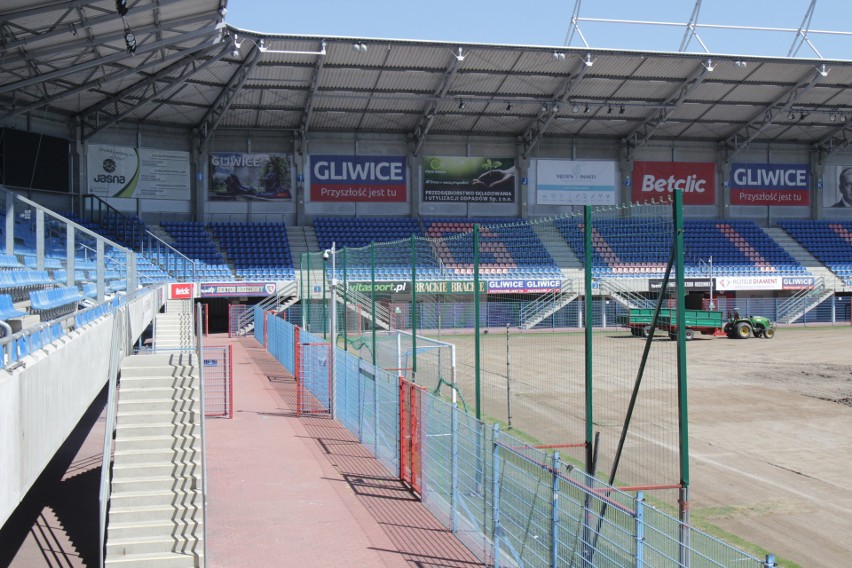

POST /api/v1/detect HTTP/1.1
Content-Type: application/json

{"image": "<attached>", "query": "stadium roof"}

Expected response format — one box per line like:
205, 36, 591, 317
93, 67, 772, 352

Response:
2, 0, 852, 160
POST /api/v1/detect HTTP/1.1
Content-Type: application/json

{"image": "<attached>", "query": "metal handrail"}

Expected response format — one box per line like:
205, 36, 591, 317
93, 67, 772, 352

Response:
195, 302, 208, 566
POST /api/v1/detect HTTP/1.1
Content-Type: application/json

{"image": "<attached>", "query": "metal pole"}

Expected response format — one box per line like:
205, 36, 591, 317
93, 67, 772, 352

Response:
371, 242, 377, 367
635, 492, 645, 567
492, 423, 501, 568
551, 451, 560, 568
330, 243, 337, 419
505, 322, 512, 429
451, 387, 458, 534
674, 190, 691, 565
411, 235, 417, 381
583, 206, 593, 473
474, 224, 481, 420
709, 255, 714, 309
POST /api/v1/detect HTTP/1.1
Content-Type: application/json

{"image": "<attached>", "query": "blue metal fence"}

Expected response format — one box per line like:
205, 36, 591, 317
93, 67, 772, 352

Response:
261, 315, 770, 568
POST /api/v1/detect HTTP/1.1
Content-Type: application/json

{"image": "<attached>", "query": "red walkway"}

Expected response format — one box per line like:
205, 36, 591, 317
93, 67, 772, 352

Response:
205, 334, 484, 568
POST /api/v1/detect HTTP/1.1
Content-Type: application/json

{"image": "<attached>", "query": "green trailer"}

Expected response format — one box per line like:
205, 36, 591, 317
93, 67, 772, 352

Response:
658, 309, 726, 340
619, 307, 776, 340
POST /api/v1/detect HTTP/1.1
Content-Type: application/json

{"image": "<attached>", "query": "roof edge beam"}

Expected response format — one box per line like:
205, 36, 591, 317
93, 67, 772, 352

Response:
81, 42, 232, 140
623, 61, 710, 151
197, 46, 263, 150
722, 66, 826, 161
521, 60, 592, 158
412, 51, 463, 156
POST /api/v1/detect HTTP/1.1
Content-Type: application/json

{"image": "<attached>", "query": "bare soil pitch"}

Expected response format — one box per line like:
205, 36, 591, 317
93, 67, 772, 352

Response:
429, 325, 852, 568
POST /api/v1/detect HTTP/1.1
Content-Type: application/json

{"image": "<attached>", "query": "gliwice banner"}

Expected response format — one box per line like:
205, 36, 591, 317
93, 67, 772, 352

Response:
209, 153, 292, 201
309, 155, 407, 202
730, 163, 810, 206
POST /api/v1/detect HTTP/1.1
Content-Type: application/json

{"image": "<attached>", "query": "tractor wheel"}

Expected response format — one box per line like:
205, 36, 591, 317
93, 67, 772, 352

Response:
735, 322, 752, 339
763, 327, 776, 339
684, 329, 695, 341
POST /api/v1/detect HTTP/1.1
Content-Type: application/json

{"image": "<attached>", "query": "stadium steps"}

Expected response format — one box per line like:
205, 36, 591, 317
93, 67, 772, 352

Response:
106, 349, 205, 568
153, 300, 195, 350
287, 225, 318, 270
531, 221, 583, 270
767, 227, 841, 322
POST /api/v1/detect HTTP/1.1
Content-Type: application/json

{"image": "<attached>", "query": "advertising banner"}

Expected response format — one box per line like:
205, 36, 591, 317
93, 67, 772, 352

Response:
169, 282, 195, 299
199, 282, 277, 297
209, 153, 292, 201
730, 163, 810, 206
781, 276, 815, 290
309, 155, 407, 202
535, 159, 616, 205
649, 278, 714, 292
88, 144, 191, 199
715, 276, 782, 292
486, 279, 562, 294
823, 165, 852, 208
631, 161, 716, 205
423, 156, 515, 203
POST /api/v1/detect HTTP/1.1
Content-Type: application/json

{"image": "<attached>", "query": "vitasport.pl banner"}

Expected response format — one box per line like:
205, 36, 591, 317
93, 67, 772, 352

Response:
631, 161, 716, 205
209, 153, 292, 201
88, 144, 191, 200
535, 159, 616, 205
423, 156, 515, 203
309, 155, 407, 202
730, 163, 810, 206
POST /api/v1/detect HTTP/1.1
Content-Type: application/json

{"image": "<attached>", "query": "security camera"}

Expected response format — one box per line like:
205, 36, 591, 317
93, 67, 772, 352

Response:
323, 250, 330, 261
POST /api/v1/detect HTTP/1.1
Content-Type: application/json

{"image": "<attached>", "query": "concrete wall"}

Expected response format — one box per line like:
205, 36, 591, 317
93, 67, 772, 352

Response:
0, 287, 163, 527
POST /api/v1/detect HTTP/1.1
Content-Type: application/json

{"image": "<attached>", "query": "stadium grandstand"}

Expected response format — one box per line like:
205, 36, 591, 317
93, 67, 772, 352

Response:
2, 0, 852, 566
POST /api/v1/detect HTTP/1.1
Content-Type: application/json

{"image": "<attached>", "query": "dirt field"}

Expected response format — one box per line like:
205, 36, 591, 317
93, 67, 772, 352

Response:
427, 324, 852, 568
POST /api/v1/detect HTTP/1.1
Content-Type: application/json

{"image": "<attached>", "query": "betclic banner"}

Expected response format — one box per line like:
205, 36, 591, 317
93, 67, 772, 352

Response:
730, 163, 810, 206
209, 153, 292, 201
88, 144, 191, 199
309, 155, 407, 202
423, 156, 515, 203
823, 165, 852, 208
631, 161, 716, 205
535, 159, 616, 205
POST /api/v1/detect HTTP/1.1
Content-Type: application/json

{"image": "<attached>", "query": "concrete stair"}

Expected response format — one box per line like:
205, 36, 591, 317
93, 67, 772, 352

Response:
106, 320, 205, 568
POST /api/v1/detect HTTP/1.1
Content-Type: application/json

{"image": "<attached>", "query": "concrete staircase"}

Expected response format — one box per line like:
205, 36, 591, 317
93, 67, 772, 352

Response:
105, 300, 205, 567
287, 225, 320, 270
154, 300, 195, 352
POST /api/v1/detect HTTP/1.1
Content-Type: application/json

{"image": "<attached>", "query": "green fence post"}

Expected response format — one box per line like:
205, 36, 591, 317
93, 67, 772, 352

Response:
583, 206, 593, 472
492, 423, 501, 568
674, 189, 691, 561
551, 451, 560, 568
371, 242, 377, 367
474, 223, 481, 420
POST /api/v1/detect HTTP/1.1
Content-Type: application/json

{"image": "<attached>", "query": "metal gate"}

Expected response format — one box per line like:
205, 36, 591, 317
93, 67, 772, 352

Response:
296, 341, 332, 417
228, 304, 248, 337
202, 345, 233, 418
399, 378, 425, 495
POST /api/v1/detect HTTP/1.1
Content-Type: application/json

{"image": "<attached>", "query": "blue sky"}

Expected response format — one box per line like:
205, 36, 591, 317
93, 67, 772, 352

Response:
226, 0, 851, 60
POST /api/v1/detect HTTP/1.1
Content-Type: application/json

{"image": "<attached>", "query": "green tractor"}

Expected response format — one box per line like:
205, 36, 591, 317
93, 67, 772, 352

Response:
723, 311, 776, 339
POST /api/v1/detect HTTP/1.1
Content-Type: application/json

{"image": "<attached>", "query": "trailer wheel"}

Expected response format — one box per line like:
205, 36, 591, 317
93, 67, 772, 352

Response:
763, 327, 775, 339
735, 322, 752, 339
642, 326, 651, 338
684, 329, 695, 341
630, 328, 639, 336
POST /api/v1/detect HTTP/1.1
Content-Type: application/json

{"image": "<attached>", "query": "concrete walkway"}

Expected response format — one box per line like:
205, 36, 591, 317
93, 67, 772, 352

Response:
204, 334, 483, 568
